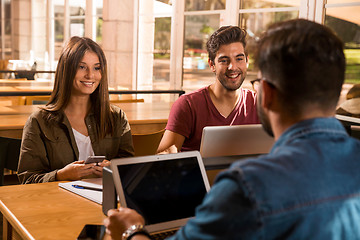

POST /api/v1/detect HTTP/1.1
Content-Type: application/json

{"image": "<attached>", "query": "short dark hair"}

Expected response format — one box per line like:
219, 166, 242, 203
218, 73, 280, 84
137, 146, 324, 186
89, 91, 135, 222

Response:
206, 26, 247, 62
256, 19, 345, 116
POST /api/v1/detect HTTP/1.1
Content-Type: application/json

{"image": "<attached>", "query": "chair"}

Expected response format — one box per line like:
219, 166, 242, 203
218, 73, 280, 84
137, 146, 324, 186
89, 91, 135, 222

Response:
25, 95, 51, 105
132, 129, 165, 156
351, 125, 360, 140
0, 137, 21, 186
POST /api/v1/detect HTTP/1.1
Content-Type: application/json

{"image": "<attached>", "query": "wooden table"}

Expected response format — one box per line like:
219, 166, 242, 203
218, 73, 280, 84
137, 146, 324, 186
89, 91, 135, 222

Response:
0, 182, 106, 240
0, 102, 173, 138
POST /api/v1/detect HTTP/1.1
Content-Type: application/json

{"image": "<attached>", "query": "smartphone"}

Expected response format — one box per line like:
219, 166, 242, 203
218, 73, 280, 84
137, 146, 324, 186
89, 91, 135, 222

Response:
85, 156, 106, 164
77, 224, 106, 240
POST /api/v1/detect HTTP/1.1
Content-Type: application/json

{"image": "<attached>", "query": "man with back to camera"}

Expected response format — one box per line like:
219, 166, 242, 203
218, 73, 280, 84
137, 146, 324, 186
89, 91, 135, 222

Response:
157, 26, 259, 154
104, 19, 360, 239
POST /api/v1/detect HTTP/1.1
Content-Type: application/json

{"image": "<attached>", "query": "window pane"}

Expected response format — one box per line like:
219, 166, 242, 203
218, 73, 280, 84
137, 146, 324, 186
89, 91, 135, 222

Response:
183, 15, 219, 92
96, 17, 103, 44
327, 0, 360, 3
325, 6, 360, 106
54, 4, 64, 18
55, 19, 64, 60
157, 0, 172, 5
70, 19, 85, 37
240, 11, 298, 80
55, 19, 64, 42
70, 4, 85, 16
185, 0, 226, 11
153, 17, 171, 90
241, 0, 300, 8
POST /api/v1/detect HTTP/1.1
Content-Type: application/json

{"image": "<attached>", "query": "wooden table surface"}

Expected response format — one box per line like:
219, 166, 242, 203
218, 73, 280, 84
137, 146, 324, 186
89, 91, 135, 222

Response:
0, 102, 173, 138
0, 182, 106, 240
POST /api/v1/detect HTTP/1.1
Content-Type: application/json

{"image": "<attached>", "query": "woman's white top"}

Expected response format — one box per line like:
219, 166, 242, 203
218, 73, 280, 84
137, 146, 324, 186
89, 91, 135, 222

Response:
72, 128, 94, 161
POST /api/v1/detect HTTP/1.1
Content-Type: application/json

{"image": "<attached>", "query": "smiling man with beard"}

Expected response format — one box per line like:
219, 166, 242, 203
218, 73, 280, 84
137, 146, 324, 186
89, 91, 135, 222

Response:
157, 26, 259, 153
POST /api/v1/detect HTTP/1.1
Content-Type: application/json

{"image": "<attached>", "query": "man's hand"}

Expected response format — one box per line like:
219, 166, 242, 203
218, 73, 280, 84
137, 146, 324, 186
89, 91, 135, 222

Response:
104, 207, 146, 240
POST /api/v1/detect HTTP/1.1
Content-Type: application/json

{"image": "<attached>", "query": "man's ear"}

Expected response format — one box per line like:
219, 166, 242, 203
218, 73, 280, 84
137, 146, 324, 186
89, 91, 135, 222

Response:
246, 56, 249, 68
208, 59, 216, 72
260, 80, 276, 110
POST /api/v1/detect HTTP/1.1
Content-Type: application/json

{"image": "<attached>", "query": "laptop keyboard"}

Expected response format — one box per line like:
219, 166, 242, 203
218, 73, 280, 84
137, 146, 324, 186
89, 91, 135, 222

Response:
151, 229, 177, 240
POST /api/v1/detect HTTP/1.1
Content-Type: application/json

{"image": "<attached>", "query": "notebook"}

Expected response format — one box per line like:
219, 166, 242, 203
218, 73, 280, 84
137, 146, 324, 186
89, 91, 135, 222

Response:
58, 178, 103, 204
200, 124, 275, 158
110, 151, 210, 237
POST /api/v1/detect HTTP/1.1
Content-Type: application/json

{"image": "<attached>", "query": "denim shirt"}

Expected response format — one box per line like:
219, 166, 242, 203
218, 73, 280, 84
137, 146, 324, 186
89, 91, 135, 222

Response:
170, 117, 360, 239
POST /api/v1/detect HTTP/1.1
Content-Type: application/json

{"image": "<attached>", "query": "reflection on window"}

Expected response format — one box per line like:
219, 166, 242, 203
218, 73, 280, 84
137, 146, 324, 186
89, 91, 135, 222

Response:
54, 4, 64, 43
185, 0, 226, 11
183, 15, 219, 91
70, 5, 85, 16
239, 10, 298, 79
327, 0, 359, 3
157, 0, 172, 5
70, 2, 85, 37
96, 17, 103, 44
70, 19, 85, 37
325, 6, 360, 86
54, 18, 64, 60
241, 0, 300, 8
1, 0, 12, 59
153, 17, 171, 87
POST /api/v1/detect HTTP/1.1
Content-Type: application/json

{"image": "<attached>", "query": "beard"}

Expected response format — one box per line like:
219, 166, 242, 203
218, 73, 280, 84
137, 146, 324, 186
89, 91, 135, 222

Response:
217, 70, 246, 91
257, 88, 274, 137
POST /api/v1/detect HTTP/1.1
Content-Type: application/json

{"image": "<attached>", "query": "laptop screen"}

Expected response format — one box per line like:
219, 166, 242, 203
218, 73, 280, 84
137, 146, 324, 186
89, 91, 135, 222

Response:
115, 155, 208, 226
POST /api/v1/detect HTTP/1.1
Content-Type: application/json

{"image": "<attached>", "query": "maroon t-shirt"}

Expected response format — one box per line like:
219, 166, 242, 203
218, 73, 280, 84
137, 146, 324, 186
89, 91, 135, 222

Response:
166, 86, 260, 152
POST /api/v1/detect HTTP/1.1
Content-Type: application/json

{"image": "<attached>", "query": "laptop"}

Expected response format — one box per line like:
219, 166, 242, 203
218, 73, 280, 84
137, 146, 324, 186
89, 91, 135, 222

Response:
200, 124, 275, 158
110, 151, 210, 238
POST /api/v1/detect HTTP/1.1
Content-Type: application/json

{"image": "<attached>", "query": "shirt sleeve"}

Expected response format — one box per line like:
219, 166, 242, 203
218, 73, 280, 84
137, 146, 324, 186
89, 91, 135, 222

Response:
17, 115, 58, 184
168, 177, 260, 239
166, 95, 194, 138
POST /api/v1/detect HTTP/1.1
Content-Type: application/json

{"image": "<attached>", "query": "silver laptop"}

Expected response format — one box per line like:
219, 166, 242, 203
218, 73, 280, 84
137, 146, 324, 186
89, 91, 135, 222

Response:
200, 124, 275, 158
110, 151, 210, 237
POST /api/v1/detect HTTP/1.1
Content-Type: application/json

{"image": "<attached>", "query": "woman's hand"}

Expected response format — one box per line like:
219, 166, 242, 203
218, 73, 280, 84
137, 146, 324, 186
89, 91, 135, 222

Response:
56, 160, 100, 181
99, 159, 111, 167
87, 159, 111, 178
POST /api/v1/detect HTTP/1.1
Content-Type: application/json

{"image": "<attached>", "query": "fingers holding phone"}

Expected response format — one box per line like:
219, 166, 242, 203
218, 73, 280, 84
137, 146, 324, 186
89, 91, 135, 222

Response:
85, 156, 110, 178
56, 161, 95, 181
85, 156, 106, 165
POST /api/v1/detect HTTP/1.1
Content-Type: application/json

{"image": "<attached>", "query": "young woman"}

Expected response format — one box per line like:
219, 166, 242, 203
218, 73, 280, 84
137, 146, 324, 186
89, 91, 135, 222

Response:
18, 36, 134, 184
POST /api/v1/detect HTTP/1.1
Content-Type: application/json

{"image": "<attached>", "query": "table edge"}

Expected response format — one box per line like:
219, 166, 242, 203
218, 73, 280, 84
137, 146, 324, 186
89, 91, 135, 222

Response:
0, 200, 35, 240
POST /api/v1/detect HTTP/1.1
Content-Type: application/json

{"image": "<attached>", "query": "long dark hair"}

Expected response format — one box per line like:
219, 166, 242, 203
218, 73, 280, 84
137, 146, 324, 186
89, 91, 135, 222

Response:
44, 36, 114, 139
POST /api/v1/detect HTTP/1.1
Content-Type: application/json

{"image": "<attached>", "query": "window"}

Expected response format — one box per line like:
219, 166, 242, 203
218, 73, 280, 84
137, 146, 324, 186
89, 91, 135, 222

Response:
239, 0, 299, 81
324, 1, 360, 89
0, 0, 11, 60
183, 14, 220, 92
153, 0, 172, 91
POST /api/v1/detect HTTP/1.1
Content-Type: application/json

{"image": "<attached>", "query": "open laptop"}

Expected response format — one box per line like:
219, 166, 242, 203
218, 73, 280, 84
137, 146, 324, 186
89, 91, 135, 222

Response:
200, 124, 275, 158
110, 151, 210, 238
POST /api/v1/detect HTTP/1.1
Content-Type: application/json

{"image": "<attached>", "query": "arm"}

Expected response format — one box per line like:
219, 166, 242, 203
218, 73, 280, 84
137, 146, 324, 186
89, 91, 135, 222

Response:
18, 112, 100, 183
17, 114, 58, 183
157, 95, 193, 154
156, 130, 185, 154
